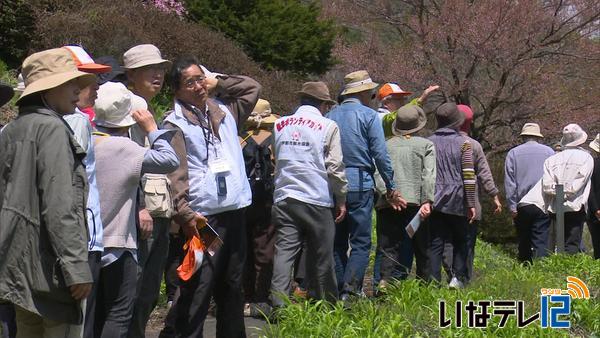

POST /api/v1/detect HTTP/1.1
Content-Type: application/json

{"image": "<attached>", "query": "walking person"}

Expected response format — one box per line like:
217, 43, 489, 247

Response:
240, 99, 278, 316
587, 133, 600, 259
159, 56, 260, 338
454, 104, 502, 282
428, 103, 476, 288
93, 82, 179, 338
542, 124, 594, 254
270, 82, 348, 308
505, 123, 555, 263
0, 48, 95, 338
374, 105, 435, 288
327, 70, 403, 300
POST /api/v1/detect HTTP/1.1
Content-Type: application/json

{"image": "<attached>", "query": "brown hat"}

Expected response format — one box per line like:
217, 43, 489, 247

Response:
393, 105, 427, 136
297, 81, 336, 105
16, 48, 96, 104
340, 70, 378, 96
435, 102, 464, 130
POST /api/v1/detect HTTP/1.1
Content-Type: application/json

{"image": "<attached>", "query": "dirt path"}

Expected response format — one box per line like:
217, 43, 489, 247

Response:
145, 306, 268, 337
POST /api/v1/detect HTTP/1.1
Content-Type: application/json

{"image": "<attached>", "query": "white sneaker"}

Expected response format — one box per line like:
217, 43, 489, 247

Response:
448, 277, 464, 289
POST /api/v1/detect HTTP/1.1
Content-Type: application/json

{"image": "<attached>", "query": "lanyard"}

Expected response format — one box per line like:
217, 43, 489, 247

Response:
179, 100, 219, 161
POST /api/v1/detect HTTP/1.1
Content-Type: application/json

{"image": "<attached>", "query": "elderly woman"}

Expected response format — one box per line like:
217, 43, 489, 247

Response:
0, 48, 95, 337
374, 105, 436, 288
92, 81, 179, 338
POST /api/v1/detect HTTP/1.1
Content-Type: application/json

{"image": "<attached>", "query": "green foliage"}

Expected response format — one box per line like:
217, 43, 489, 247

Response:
0, 0, 36, 68
184, 0, 336, 74
264, 242, 600, 337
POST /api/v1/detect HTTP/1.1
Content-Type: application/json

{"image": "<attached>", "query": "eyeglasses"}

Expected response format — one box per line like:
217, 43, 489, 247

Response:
183, 76, 206, 89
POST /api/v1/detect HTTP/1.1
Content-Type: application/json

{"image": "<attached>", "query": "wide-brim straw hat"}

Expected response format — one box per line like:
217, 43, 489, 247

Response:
123, 44, 172, 69
16, 48, 96, 104
520, 122, 544, 138
0, 82, 14, 107
392, 105, 427, 136
590, 133, 600, 153
297, 81, 336, 105
560, 123, 588, 148
93, 81, 147, 128
340, 70, 378, 96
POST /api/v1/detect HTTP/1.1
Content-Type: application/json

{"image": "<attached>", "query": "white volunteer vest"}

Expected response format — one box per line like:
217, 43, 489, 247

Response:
273, 105, 335, 207
164, 101, 251, 216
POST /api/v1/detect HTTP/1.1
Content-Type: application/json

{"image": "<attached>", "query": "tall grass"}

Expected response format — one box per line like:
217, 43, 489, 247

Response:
262, 241, 600, 337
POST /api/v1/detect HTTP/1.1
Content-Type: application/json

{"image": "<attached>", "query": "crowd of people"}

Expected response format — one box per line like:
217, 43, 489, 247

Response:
0, 43, 598, 338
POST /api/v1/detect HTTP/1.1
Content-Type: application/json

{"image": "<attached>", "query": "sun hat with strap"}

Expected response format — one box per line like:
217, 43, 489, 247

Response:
16, 48, 96, 104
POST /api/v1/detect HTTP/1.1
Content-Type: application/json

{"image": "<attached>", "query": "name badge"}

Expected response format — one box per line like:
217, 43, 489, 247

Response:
209, 158, 231, 174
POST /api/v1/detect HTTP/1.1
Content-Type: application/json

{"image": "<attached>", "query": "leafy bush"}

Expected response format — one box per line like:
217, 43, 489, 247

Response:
28, 0, 302, 115
264, 241, 600, 337
185, 0, 336, 74
0, 0, 36, 69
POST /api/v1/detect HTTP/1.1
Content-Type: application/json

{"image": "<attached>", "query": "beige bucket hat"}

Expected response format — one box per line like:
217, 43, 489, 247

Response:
520, 123, 544, 138
297, 81, 336, 105
123, 44, 172, 69
560, 123, 588, 148
393, 105, 427, 136
246, 99, 278, 129
590, 133, 600, 153
93, 82, 147, 128
16, 48, 96, 104
340, 70, 378, 96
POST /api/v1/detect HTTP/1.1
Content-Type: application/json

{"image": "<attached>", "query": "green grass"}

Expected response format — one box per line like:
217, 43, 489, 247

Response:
261, 241, 600, 337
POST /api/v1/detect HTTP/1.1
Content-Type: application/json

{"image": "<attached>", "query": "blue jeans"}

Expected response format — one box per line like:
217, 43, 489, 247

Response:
334, 190, 374, 295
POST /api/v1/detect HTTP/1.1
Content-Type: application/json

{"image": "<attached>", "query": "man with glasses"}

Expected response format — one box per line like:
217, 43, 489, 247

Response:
159, 56, 261, 337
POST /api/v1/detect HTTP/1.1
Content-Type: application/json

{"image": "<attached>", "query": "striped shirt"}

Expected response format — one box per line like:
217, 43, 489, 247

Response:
461, 141, 476, 208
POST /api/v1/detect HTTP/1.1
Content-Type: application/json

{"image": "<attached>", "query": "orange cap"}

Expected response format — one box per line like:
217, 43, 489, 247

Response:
63, 45, 111, 74
377, 83, 412, 101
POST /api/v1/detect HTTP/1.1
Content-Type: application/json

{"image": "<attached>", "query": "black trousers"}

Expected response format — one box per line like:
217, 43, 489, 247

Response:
160, 209, 247, 338
96, 251, 138, 338
588, 218, 600, 259
429, 211, 469, 283
442, 220, 480, 283
83, 251, 102, 338
164, 233, 185, 303
243, 190, 275, 303
515, 204, 551, 262
550, 209, 586, 255
376, 206, 430, 282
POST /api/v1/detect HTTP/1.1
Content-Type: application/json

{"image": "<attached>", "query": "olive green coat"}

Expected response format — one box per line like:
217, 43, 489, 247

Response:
0, 106, 91, 324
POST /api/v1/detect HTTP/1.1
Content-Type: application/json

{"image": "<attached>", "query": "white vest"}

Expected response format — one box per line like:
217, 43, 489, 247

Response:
164, 101, 251, 216
273, 105, 335, 207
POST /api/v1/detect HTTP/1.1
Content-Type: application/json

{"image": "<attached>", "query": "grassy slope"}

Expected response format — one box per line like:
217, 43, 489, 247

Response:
261, 241, 600, 337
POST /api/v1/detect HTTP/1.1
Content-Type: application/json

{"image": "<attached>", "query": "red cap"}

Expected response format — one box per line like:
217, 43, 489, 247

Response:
457, 104, 473, 133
